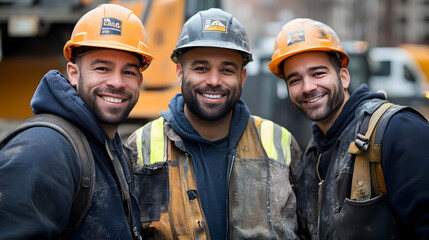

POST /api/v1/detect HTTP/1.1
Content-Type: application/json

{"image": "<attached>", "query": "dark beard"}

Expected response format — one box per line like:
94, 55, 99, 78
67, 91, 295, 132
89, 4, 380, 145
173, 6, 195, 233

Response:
181, 78, 241, 122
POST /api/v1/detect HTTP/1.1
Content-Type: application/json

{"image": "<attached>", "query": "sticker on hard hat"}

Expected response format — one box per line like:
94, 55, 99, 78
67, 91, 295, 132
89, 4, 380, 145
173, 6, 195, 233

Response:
203, 19, 227, 33
100, 18, 122, 36
287, 30, 305, 46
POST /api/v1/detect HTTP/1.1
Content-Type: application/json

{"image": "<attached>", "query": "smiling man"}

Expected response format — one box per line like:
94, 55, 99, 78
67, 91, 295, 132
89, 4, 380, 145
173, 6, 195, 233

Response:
269, 18, 429, 239
67, 48, 144, 138
127, 8, 302, 240
0, 4, 152, 239
283, 51, 349, 133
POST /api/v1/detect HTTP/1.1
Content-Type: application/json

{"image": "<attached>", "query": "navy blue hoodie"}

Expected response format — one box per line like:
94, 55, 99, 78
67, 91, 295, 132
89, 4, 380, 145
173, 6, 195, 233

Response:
161, 93, 250, 239
0, 70, 140, 239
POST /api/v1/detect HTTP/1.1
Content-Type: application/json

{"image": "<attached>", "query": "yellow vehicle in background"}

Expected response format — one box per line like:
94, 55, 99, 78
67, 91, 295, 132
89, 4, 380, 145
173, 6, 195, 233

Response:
368, 45, 428, 98
400, 44, 429, 96
0, 0, 220, 136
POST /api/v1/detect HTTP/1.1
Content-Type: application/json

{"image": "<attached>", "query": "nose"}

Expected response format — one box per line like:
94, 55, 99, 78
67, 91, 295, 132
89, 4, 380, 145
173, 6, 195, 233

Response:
106, 71, 126, 89
301, 77, 317, 94
205, 71, 222, 87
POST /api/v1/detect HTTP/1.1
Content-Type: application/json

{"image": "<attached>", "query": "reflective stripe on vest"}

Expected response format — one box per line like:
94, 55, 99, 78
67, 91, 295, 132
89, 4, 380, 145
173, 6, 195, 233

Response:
253, 115, 292, 166
149, 117, 165, 164
135, 117, 165, 166
136, 116, 292, 167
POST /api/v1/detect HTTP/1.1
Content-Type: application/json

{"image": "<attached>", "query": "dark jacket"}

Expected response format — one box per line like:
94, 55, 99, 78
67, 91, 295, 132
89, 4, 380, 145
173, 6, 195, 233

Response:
295, 84, 429, 239
0, 70, 140, 239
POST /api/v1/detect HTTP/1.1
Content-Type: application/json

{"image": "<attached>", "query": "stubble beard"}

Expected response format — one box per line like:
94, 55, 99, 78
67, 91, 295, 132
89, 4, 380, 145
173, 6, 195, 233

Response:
293, 76, 345, 122
77, 74, 137, 126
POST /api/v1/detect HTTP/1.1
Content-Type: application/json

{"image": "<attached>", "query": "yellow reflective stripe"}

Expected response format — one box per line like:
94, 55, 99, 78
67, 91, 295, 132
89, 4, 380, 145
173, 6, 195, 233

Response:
135, 127, 144, 167
281, 127, 292, 166
150, 117, 165, 164
260, 120, 277, 160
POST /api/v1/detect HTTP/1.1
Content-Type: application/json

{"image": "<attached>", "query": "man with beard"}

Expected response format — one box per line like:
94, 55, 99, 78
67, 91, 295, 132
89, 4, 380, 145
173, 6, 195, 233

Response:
0, 4, 152, 239
268, 18, 429, 239
126, 8, 302, 239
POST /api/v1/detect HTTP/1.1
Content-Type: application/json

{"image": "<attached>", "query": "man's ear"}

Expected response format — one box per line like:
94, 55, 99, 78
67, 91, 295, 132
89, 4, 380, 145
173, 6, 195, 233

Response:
67, 62, 79, 88
241, 68, 247, 87
138, 73, 143, 86
340, 67, 350, 90
176, 64, 183, 86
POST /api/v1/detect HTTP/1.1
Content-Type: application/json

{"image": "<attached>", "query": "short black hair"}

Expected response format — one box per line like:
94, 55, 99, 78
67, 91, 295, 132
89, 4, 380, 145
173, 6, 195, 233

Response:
71, 46, 93, 63
326, 52, 342, 74
71, 46, 143, 68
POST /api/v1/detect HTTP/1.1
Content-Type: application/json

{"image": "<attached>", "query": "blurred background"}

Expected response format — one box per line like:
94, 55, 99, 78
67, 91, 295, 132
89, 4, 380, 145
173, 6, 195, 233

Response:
0, 0, 428, 148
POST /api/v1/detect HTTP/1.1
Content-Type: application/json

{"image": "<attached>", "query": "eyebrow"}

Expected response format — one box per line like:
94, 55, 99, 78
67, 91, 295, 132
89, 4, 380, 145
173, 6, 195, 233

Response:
190, 60, 209, 67
222, 61, 239, 70
285, 65, 329, 81
90, 59, 140, 70
190, 59, 239, 70
309, 65, 330, 72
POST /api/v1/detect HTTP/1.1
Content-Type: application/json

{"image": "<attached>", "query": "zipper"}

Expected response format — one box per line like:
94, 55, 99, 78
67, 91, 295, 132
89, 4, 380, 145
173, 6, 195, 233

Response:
316, 153, 323, 238
226, 154, 236, 239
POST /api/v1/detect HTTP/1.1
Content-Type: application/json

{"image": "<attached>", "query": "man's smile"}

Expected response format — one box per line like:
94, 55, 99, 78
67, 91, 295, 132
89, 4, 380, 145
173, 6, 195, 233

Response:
102, 96, 124, 103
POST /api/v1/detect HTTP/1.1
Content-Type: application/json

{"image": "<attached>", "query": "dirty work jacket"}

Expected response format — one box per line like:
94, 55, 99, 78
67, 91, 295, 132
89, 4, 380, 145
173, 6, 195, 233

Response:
296, 96, 429, 239
127, 115, 302, 239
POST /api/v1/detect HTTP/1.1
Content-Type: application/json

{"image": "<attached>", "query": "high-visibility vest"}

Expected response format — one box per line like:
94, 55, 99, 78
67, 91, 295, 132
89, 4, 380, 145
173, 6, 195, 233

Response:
134, 115, 293, 167
131, 115, 299, 239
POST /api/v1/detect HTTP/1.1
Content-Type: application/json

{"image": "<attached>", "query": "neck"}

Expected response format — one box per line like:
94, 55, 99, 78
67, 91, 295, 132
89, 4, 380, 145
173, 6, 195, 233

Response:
100, 123, 118, 140
184, 105, 232, 141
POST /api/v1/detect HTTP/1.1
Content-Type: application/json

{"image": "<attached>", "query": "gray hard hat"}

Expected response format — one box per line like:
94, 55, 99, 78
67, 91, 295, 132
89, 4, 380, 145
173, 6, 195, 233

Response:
171, 8, 253, 66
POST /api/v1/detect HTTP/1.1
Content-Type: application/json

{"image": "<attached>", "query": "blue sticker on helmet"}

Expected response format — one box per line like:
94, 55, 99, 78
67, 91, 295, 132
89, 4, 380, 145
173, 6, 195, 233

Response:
100, 17, 122, 36
287, 30, 305, 46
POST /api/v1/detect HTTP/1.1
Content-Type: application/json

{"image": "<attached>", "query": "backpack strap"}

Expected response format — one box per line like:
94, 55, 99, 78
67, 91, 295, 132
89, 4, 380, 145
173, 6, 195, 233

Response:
348, 102, 395, 201
347, 102, 425, 201
0, 113, 95, 238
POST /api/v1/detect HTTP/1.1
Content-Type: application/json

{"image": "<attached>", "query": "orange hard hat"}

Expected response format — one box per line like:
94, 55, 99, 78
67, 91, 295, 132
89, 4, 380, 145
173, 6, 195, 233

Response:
268, 18, 349, 78
63, 4, 153, 72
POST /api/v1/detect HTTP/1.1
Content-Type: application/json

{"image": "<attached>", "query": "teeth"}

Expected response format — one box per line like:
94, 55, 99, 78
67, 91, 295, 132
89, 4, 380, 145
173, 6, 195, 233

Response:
306, 96, 322, 103
103, 97, 123, 103
202, 93, 222, 99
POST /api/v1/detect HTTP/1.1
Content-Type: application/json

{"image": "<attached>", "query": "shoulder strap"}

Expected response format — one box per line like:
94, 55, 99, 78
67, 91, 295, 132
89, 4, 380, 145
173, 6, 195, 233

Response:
122, 145, 135, 184
348, 102, 395, 201
347, 102, 424, 201
0, 113, 95, 238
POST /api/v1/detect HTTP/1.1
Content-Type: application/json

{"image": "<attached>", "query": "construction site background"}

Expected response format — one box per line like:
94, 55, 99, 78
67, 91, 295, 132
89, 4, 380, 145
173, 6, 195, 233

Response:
1, 0, 428, 148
